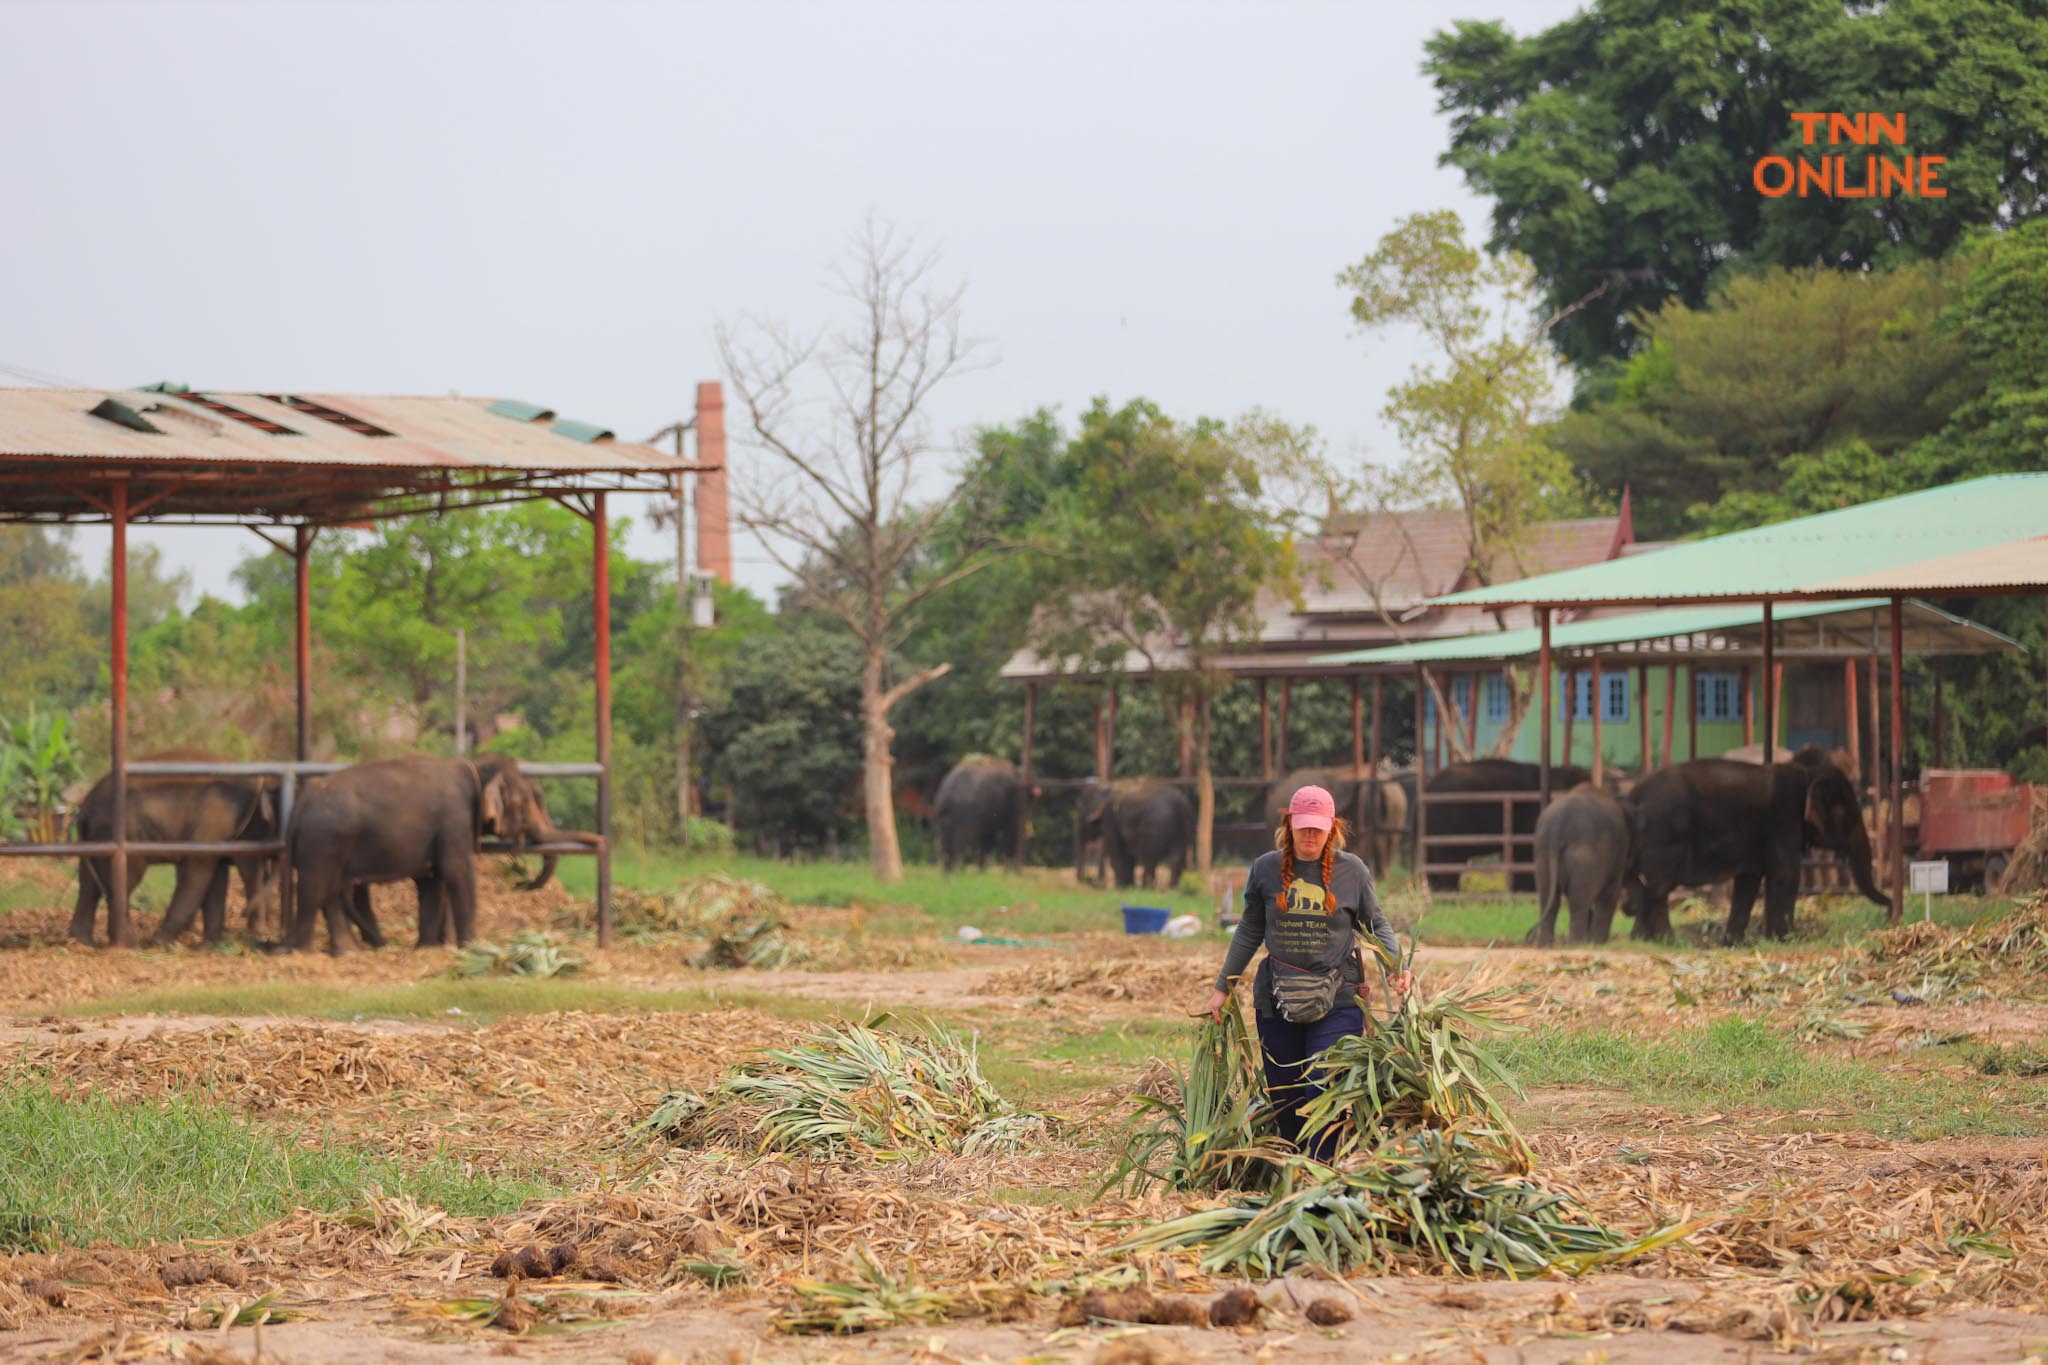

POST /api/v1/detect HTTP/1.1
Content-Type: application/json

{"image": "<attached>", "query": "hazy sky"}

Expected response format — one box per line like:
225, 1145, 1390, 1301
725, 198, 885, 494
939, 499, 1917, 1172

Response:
5, 0, 1586, 604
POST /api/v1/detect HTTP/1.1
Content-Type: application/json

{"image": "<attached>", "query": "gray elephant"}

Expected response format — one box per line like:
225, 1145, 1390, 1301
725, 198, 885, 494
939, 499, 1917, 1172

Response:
69, 748, 278, 948
1267, 765, 1408, 875
1625, 748, 1884, 943
1528, 783, 1629, 946
933, 755, 1032, 872
285, 754, 596, 953
1075, 778, 1193, 890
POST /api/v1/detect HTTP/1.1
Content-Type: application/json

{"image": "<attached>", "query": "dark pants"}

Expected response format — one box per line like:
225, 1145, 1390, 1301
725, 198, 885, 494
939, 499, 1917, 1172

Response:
1256, 1002, 1365, 1162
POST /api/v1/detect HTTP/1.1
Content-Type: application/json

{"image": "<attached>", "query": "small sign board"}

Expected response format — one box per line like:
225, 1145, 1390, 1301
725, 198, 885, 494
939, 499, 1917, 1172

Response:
1908, 860, 1950, 894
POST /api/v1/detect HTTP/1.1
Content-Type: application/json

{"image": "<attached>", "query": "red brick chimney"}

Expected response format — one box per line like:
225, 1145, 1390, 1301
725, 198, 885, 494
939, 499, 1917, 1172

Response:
693, 381, 732, 585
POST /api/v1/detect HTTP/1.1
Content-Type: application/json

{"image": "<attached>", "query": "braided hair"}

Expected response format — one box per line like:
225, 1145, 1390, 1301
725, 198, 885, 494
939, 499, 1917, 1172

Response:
1275, 814, 1350, 912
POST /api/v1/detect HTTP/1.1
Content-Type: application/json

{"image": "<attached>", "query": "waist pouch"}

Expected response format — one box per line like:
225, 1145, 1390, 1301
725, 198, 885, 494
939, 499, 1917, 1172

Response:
1270, 952, 1358, 1025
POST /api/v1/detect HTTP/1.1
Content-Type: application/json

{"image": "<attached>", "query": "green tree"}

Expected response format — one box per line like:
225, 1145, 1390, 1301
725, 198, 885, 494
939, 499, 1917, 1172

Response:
1427, 0, 2048, 367
1554, 260, 1980, 538
699, 625, 866, 854
1032, 398, 1309, 873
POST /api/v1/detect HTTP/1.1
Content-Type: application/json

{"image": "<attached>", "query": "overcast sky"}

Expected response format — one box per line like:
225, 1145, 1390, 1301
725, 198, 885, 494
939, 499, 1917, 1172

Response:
4, 0, 1586, 605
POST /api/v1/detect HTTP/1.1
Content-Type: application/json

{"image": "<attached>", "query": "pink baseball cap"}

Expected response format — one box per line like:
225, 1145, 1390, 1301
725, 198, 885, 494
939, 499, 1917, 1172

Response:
1288, 784, 1336, 831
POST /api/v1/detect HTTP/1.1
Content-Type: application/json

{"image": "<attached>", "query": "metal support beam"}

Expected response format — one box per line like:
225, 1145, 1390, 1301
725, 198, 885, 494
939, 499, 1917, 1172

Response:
1538, 609, 1552, 807
1741, 664, 1754, 746
1888, 597, 1905, 924
1761, 601, 1775, 766
294, 525, 312, 763
1660, 664, 1675, 769
1590, 657, 1604, 786
108, 481, 131, 948
593, 493, 613, 948
1639, 663, 1651, 776
1843, 659, 1861, 784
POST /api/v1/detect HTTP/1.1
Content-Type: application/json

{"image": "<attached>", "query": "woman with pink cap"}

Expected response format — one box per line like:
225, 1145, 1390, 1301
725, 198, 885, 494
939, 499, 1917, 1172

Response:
1203, 783, 1412, 1161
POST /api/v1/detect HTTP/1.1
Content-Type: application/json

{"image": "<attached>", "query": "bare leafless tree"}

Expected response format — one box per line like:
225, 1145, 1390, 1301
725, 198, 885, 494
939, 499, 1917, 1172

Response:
717, 220, 998, 881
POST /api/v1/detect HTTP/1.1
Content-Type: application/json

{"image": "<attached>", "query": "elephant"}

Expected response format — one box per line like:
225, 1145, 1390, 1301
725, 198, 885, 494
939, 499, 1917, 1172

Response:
933, 755, 1032, 872
1267, 765, 1408, 875
1528, 783, 1629, 946
69, 749, 279, 948
284, 754, 596, 953
1624, 751, 1885, 943
1075, 778, 1193, 890
1421, 760, 1592, 892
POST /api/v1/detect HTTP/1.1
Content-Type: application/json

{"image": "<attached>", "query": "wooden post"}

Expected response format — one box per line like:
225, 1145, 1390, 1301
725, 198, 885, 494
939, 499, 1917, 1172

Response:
1258, 678, 1272, 781
1413, 666, 1428, 875
1638, 662, 1650, 776
1019, 681, 1037, 863
1888, 597, 1905, 923
294, 526, 312, 762
1590, 657, 1604, 785
108, 481, 132, 948
1561, 667, 1576, 768
1867, 655, 1881, 803
1462, 671, 1477, 757
593, 493, 613, 948
1688, 662, 1698, 760
1843, 659, 1861, 783
1276, 678, 1291, 776
1760, 602, 1774, 766
1538, 609, 1552, 806
1741, 664, 1754, 746
1660, 664, 1675, 769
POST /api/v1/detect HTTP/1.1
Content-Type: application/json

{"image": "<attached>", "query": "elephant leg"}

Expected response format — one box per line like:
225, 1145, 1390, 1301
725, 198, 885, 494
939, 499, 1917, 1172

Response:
1763, 875, 1798, 941
1112, 853, 1135, 889
150, 857, 221, 947
346, 885, 386, 950
413, 877, 447, 948
1632, 886, 1673, 941
235, 857, 275, 938
442, 856, 480, 946
1726, 875, 1761, 944
69, 857, 105, 945
200, 861, 232, 943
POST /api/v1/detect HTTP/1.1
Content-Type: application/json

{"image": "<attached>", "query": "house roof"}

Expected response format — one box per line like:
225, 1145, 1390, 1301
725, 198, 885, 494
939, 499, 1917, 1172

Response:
0, 385, 701, 524
1431, 475, 2048, 608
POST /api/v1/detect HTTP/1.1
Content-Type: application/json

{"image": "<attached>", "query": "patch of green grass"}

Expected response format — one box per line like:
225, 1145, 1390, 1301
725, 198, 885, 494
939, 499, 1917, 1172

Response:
0, 1081, 542, 1249
1399, 891, 2000, 951
1498, 1017, 2047, 1139
981, 1017, 1188, 1109
64, 976, 845, 1026
555, 851, 1208, 938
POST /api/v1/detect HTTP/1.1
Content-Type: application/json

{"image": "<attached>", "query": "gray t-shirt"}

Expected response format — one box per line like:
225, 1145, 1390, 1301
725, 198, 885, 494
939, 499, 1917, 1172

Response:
1213, 848, 1400, 1015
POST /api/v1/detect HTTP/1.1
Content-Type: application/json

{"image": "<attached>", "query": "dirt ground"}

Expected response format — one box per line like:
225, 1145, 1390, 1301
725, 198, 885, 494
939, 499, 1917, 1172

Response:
4, 861, 2048, 1363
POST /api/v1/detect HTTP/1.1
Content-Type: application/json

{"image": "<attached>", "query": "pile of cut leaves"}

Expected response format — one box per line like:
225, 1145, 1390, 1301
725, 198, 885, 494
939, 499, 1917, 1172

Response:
452, 932, 587, 979
643, 1013, 1056, 1158
608, 874, 817, 969
1104, 965, 1685, 1278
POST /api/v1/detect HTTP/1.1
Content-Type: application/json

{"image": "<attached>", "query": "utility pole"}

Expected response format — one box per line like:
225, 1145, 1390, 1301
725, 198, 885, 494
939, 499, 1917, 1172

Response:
646, 418, 699, 840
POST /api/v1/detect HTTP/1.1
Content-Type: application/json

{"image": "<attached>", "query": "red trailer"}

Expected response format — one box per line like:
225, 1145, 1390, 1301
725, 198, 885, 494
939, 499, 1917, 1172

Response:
1915, 769, 2034, 892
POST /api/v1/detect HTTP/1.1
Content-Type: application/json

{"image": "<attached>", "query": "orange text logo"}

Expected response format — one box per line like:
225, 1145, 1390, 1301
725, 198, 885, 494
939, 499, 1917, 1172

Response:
1753, 113, 1945, 198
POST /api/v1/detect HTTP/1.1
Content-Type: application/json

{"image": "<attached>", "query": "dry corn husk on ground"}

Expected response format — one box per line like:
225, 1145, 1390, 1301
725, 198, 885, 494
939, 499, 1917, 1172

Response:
604, 874, 818, 968
643, 1012, 1057, 1157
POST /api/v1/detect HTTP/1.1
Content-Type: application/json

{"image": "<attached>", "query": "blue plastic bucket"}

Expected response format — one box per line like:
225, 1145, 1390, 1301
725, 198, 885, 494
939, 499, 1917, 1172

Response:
1121, 905, 1171, 935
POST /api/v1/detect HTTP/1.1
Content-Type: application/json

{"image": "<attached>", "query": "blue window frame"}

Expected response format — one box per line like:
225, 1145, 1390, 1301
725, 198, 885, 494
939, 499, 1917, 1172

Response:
1425, 676, 1476, 725
1483, 673, 1509, 723
1696, 671, 1740, 722
1561, 673, 1629, 721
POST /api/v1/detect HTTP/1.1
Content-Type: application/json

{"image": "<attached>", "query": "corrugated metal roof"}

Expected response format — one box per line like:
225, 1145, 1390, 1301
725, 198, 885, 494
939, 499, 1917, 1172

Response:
1310, 598, 2021, 666
1431, 475, 2048, 607
0, 387, 679, 473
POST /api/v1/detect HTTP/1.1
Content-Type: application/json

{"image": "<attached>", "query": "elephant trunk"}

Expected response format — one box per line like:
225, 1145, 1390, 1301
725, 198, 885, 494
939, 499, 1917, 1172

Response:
516, 854, 558, 892
1840, 817, 1888, 909
510, 807, 601, 893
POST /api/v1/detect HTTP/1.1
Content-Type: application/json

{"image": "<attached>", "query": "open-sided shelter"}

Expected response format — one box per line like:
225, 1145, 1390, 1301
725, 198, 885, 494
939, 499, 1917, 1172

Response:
0, 382, 725, 947
1421, 474, 2048, 920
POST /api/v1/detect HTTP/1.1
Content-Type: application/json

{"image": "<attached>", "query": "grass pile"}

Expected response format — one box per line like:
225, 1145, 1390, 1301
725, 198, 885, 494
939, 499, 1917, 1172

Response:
608, 874, 817, 968
644, 1013, 1056, 1158
773, 1246, 1023, 1335
452, 932, 587, 979
1103, 974, 1676, 1278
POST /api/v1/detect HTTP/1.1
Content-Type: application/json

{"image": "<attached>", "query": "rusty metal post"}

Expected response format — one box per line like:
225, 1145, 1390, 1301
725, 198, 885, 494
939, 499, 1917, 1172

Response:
1258, 678, 1271, 781
1019, 681, 1036, 864
1638, 663, 1650, 776
1867, 655, 1881, 803
594, 493, 613, 948
1561, 666, 1576, 770
1889, 597, 1905, 923
1761, 601, 1775, 766
1413, 666, 1428, 877
1660, 663, 1675, 769
1538, 609, 1553, 806
1844, 659, 1861, 783
1689, 663, 1699, 761
1462, 671, 1476, 757
294, 525, 312, 763
1590, 657, 1604, 786
108, 481, 132, 948
1741, 664, 1754, 746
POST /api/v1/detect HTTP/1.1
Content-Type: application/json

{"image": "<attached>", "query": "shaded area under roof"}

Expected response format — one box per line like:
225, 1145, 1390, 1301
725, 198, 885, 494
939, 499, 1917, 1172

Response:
1311, 598, 2022, 667
1429, 475, 2048, 609
0, 386, 704, 525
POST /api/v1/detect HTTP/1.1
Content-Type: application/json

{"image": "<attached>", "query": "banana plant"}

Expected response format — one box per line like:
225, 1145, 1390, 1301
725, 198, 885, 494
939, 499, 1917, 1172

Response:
0, 707, 82, 842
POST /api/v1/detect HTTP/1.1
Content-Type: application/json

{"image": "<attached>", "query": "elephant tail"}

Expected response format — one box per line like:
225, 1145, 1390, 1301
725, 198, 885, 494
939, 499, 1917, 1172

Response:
1535, 844, 1560, 930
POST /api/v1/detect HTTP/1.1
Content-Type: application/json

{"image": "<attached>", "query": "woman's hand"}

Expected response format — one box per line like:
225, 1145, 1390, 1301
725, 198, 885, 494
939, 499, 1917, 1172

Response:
1202, 987, 1229, 1021
1391, 969, 1415, 995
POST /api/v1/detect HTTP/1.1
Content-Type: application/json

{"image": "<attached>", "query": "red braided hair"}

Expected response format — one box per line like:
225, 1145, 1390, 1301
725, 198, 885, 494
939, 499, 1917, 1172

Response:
1275, 814, 1350, 913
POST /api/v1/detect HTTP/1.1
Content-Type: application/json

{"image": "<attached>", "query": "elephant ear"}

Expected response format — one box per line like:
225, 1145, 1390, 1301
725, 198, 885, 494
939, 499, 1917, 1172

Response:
480, 773, 507, 835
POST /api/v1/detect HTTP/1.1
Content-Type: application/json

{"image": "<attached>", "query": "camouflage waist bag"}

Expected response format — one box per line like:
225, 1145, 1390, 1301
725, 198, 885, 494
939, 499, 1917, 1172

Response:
1269, 955, 1351, 1024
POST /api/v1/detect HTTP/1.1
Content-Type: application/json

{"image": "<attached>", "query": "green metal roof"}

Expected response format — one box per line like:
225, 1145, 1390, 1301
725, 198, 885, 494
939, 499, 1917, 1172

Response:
548, 418, 615, 443
485, 398, 555, 422
1430, 474, 2048, 608
1310, 597, 2018, 667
